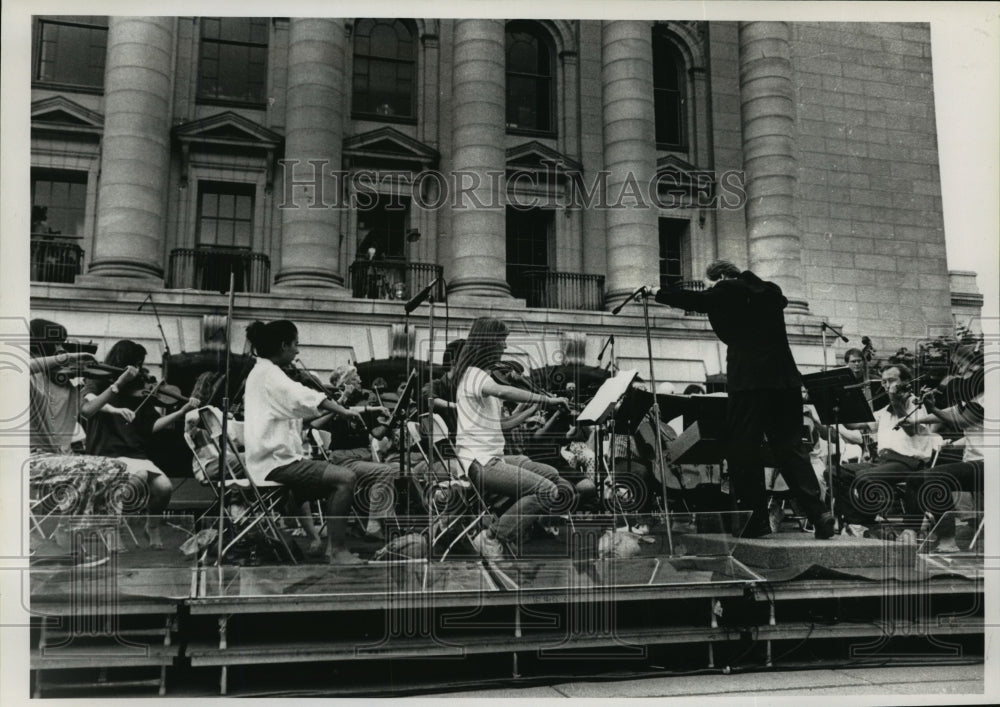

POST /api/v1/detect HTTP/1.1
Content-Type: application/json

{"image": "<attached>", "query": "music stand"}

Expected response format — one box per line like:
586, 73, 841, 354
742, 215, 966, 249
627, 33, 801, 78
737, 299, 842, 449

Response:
802, 368, 875, 519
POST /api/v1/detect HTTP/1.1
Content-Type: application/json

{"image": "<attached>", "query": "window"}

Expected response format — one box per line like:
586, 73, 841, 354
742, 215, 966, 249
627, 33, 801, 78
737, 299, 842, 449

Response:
32, 169, 88, 236
652, 30, 686, 150
352, 19, 416, 120
505, 22, 555, 134
197, 182, 255, 249
357, 194, 410, 261
658, 218, 687, 288
34, 16, 108, 89
198, 18, 268, 104
506, 207, 552, 300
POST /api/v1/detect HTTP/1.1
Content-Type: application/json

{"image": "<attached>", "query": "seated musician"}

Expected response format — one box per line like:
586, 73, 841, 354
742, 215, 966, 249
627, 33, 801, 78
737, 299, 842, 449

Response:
417, 338, 466, 481
837, 364, 941, 531
81, 340, 199, 548
243, 319, 365, 564
310, 364, 397, 541
903, 387, 985, 550
453, 317, 576, 559
28, 318, 99, 454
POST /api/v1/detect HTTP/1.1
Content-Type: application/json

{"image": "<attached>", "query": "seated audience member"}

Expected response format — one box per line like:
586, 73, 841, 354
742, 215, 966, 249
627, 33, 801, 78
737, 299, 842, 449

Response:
243, 319, 366, 564
82, 340, 198, 548
836, 364, 941, 531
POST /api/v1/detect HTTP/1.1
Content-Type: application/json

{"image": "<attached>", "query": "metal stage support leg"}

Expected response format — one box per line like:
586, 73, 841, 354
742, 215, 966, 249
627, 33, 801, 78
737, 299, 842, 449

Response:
218, 615, 229, 695
708, 598, 717, 668
766, 598, 776, 667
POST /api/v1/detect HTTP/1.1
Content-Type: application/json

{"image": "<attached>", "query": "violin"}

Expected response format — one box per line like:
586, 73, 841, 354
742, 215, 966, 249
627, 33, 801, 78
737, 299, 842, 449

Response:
489, 360, 573, 413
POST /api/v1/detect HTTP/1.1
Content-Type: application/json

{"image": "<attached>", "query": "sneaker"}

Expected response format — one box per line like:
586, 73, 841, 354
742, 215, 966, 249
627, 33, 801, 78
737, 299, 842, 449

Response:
814, 512, 836, 540
470, 530, 505, 559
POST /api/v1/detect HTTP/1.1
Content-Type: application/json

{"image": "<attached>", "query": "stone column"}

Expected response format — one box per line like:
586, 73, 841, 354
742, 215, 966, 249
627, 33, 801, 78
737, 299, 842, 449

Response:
738, 21, 806, 309
601, 21, 660, 310
447, 19, 509, 299
88, 17, 175, 281
274, 18, 347, 290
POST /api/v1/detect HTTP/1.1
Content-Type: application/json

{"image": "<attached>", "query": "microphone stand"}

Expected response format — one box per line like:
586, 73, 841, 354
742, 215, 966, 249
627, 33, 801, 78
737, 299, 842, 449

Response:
140, 293, 172, 381
216, 272, 235, 578
615, 289, 675, 556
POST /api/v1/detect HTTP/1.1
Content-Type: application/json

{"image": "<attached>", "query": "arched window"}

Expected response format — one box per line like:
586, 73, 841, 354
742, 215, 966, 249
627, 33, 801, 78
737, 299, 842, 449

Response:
505, 22, 555, 135
652, 29, 687, 150
352, 19, 417, 120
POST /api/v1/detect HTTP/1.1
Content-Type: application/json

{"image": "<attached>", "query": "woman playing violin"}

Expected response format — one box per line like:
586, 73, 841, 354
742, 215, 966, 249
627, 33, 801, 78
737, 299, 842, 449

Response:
81, 339, 197, 548
28, 318, 98, 454
243, 320, 365, 565
452, 317, 577, 559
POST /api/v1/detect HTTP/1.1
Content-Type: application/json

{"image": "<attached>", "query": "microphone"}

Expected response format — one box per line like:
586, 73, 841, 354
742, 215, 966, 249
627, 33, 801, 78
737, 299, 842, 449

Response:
597, 335, 615, 363
404, 277, 442, 314
821, 321, 849, 343
138, 293, 152, 312
611, 286, 648, 316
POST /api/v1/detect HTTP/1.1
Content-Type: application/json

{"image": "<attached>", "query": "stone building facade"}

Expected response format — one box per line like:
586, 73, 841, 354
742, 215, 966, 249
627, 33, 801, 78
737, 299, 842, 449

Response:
29, 17, 971, 384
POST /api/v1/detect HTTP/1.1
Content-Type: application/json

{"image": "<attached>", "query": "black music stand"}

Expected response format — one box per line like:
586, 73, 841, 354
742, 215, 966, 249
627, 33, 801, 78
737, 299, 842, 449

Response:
802, 368, 875, 519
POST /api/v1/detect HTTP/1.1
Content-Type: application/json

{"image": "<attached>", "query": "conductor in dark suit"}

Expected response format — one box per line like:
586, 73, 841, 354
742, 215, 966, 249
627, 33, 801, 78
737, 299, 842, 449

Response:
650, 259, 835, 539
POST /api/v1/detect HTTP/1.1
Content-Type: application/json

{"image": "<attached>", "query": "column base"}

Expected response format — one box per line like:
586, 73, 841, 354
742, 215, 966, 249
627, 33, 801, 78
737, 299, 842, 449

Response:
85, 258, 164, 283
273, 269, 345, 291
446, 277, 512, 300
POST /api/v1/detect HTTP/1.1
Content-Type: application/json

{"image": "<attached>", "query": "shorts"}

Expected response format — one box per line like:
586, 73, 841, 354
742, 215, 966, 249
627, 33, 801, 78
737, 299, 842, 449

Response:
266, 458, 345, 501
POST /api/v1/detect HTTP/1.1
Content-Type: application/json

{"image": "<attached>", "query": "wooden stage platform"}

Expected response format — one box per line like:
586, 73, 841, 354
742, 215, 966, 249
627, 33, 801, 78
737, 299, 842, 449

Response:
27, 514, 985, 696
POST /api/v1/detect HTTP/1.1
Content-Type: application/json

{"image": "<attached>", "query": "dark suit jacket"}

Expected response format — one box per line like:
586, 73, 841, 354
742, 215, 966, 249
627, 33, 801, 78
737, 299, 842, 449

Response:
654, 271, 801, 392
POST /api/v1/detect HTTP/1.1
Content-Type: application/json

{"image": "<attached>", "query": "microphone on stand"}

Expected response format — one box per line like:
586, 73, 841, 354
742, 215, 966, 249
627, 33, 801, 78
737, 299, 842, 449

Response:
137, 293, 152, 312
821, 321, 849, 343
597, 335, 615, 363
404, 277, 443, 315
611, 285, 648, 316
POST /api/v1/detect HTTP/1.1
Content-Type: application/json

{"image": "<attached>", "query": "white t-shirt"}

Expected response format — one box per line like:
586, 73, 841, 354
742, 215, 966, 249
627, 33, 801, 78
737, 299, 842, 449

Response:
455, 366, 506, 474
244, 357, 326, 484
874, 403, 938, 461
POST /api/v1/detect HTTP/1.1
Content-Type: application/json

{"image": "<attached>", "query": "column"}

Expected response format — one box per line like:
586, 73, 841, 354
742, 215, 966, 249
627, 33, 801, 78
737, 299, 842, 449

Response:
274, 18, 347, 290
601, 21, 660, 310
738, 21, 807, 309
88, 17, 175, 281
447, 19, 509, 299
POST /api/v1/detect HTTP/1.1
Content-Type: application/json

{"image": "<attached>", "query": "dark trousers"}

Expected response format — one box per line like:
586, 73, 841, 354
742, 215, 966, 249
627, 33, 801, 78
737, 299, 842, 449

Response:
904, 459, 983, 521
727, 388, 826, 531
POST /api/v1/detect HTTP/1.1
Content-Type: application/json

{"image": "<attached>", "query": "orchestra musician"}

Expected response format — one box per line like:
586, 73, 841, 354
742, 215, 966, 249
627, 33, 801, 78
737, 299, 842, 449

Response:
243, 320, 365, 565
28, 318, 98, 454
649, 260, 835, 539
310, 364, 397, 541
452, 317, 577, 559
81, 339, 199, 548
837, 363, 941, 533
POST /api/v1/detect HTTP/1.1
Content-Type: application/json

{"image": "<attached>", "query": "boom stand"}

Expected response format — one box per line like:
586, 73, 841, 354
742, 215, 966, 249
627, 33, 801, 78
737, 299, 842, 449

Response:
802, 368, 874, 520
641, 293, 675, 555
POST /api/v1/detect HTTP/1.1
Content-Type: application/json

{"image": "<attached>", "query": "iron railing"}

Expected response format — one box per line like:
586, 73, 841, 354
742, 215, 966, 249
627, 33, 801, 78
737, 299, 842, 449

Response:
30, 235, 84, 283
167, 247, 270, 293
348, 259, 445, 303
522, 270, 605, 311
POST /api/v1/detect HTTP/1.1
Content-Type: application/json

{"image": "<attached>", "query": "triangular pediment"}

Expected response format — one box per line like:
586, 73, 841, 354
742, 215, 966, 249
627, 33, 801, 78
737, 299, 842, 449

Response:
343, 127, 439, 167
31, 97, 103, 135
655, 154, 713, 197
173, 111, 282, 147
506, 141, 582, 174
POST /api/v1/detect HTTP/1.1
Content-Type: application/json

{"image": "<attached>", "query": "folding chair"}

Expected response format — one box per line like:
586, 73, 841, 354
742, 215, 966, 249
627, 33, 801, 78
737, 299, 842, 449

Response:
195, 408, 297, 564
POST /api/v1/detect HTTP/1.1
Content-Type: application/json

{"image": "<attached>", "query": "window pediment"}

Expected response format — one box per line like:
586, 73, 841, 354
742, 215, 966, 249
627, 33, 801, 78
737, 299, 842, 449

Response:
31, 96, 103, 138
506, 141, 582, 178
655, 154, 713, 200
343, 127, 439, 169
173, 112, 283, 149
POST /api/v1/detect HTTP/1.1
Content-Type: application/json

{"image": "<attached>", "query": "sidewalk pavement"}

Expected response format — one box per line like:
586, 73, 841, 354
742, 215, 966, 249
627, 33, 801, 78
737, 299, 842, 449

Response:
416, 664, 985, 699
